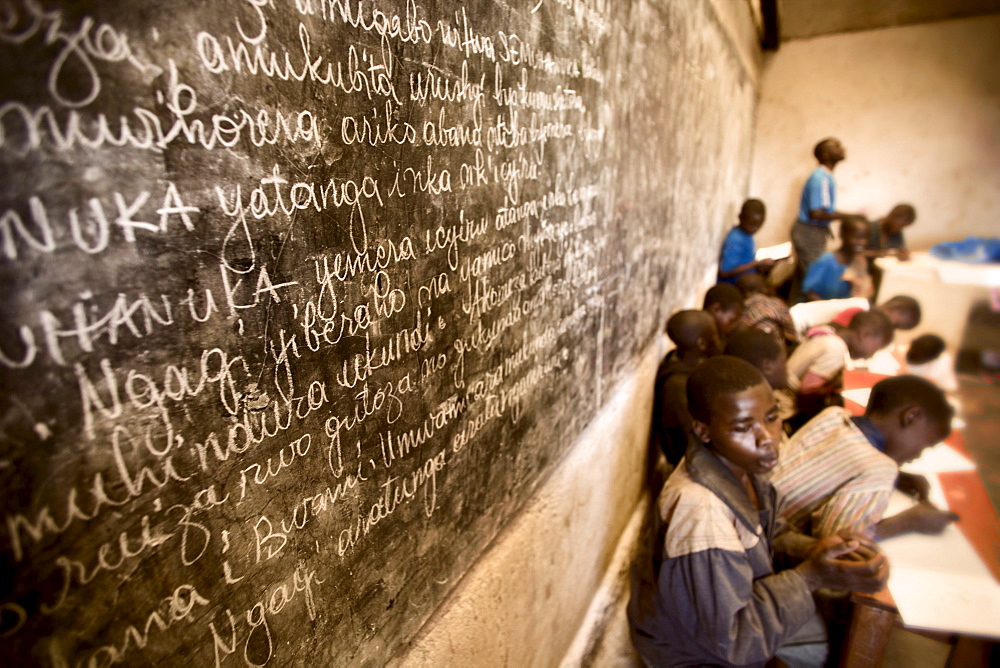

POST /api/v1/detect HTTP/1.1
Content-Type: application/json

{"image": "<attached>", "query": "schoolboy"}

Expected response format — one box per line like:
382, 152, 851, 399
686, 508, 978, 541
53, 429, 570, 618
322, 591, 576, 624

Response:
734, 273, 798, 347
725, 327, 788, 392
628, 357, 888, 666
718, 198, 775, 284
703, 283, 744, 341
771, 375, 959, 540
831, 294, 922, 332
802, 216, 873, 301
652, 310, 720, 466
791, 138, 859, 278
905, 334, 957, 392
868, 203, 916, 259
781, 310, 893, 428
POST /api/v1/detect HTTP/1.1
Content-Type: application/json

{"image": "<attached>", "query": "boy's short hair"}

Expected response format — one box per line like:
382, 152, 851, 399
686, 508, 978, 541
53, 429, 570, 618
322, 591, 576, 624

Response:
666, 310, 712, 347
848, 309, 893, 342
703, 283, 744, 312
889, 203, 916, 222
840, 215, 869, 238
867, 375, 953, 427
906, 334, 946, 365
725, 329, 783, 367
814, 137, 836, 161
735, 273, 766, 297
740, 198, 766, 218
881, 295, 921, 330
687, 356, 767, 424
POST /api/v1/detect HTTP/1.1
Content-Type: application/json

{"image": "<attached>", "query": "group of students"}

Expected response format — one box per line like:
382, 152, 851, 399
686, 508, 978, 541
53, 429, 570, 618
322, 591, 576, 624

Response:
627, 145, 961, 666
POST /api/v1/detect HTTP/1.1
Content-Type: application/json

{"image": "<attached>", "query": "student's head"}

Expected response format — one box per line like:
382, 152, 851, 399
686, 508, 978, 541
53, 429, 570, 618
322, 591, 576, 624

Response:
666, 309, 721, 357
735, 272, 768, 298
703, 283, 744, 337
814, 137, 846, 165
906, 334, 946, 366
879, 295, 921, 331
725, 329, 788, 390
883, 203, 916, 235
737, 198, 766, 235
687, 356, 782, 476
846, 309, 894, 359
866, 375, 953, 464
839, 216, 870, 255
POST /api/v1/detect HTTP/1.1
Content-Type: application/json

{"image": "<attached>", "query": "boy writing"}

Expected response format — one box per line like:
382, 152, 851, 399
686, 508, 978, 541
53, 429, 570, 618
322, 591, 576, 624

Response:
770, 375, 959, 540
628, 357, 888, 666
718, 198, 775, 284
782, 309, 893, 429
652, 310, 721, 466
802, 216, 873, 301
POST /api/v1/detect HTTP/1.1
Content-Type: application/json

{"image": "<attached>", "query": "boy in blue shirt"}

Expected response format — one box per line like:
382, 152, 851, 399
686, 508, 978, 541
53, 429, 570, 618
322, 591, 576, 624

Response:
791, 138, 860, 280
718, 198, 775, 284
802, 216, 873, 301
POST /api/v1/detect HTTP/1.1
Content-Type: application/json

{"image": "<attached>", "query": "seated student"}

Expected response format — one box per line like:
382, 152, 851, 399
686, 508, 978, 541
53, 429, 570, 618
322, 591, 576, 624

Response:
905, 334, 958, 392
718, 198, 775, 284
831, 294, 921, 332
734, 273, 798, 347
770, 375, 959, 540
628, 357, 888, 667
703, 282, 745, 342
652, 310, 721, 466
781, 310, 894, 430
790, 297, 870, 339
801, 216, 873, 301
868, 203, 916, 259
725, 327, 788, 392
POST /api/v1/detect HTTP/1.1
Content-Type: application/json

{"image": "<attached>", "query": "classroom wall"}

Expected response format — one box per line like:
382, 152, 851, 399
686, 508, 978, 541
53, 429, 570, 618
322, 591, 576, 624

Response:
0, 0, 761, 664
751, 14, 1000, 250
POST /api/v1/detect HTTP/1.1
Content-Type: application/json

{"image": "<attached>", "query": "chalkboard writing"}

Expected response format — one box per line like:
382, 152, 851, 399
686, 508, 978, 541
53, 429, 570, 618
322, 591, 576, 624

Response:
0, 0, 753, 664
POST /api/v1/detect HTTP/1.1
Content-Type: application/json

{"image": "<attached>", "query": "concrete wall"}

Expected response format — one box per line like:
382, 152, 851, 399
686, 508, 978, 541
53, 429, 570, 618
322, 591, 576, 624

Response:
751, 14, 1000, 250
397, 2, 763, 665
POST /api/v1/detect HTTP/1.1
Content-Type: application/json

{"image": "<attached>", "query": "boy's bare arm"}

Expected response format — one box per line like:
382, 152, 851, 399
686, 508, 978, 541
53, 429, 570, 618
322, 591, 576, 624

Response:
875, 502, 959, 540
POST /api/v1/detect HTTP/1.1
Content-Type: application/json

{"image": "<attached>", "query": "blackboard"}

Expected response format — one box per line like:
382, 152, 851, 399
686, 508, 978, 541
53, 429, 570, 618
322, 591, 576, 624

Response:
0, 0, 754, 664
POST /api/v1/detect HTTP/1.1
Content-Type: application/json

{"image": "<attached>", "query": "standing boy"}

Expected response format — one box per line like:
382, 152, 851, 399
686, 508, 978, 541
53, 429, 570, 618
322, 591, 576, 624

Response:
628, 357, 888, 667
718, 199, 775, 284
791, 138, 859, 279
771, 375, 958, 540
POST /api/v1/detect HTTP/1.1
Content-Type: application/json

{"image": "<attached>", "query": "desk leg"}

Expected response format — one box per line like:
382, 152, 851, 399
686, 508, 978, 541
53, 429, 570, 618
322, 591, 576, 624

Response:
841, 603, 896, 668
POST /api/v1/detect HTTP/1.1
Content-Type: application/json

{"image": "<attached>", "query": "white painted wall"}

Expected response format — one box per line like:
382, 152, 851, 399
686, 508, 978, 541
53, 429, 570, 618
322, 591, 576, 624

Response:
751, 14, 1000, 250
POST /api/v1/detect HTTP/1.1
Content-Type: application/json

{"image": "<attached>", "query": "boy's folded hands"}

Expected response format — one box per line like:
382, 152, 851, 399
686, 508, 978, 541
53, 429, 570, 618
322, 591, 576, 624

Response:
796, 534, 889, 594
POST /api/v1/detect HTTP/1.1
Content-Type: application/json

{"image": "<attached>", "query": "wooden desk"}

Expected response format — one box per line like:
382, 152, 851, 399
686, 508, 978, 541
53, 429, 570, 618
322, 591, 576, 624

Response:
840, 370, 1000, 667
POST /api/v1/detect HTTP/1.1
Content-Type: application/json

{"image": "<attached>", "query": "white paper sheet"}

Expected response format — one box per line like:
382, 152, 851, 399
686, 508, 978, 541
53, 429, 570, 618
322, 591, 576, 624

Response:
879, 488, 1000, 638
755, 242, 792, 262
888, 567, 1000, 638
841, 387, 872, 407
901, 443, 977, 475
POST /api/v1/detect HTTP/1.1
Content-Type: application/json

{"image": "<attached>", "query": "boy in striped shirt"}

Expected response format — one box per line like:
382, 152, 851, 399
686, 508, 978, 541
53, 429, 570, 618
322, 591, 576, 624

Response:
770, 375, 958, 540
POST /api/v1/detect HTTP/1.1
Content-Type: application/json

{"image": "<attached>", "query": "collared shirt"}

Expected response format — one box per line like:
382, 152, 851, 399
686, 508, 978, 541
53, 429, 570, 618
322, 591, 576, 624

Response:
797, 166, 835, 227
770, 407, 898, 536
628, 443, 815, 667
